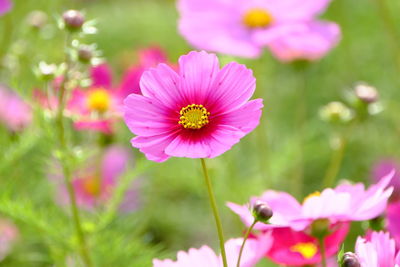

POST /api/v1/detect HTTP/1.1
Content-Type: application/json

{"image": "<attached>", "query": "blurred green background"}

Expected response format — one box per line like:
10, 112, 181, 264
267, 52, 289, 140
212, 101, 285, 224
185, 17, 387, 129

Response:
1, 0, 400, 266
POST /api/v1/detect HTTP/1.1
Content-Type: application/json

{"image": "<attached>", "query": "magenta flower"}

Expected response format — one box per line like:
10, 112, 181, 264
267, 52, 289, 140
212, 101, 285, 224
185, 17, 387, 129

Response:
386, 201, 400, 248
355, 231, 400, 267
0, 0, 12, 16
256, 21, 340, 62
52, 146, 139, 211
228, 173, 393, 231
0, 219, 18, 261
373, 159, 400, 201
0, 85, 32, 132
262, 224, 348, 266
177, 0, 339, 59
153, 235, 271, 267
123, 51, 263, 162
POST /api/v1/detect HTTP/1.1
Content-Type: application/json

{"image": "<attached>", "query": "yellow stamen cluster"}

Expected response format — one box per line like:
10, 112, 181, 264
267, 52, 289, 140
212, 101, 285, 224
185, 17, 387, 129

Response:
303, 191, 321, 203
243, 8, 273, 29
290, 242, 318, 259
87, 89, 111, 113
178, 104, 210, 129
82, 176, 101, 196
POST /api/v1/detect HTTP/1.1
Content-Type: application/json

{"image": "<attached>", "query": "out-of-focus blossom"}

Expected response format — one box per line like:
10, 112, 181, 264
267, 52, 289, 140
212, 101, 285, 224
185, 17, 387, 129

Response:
354, 231, 400, 267
319, 101, 353, 124
373, 159, 400, 201
178, 0, 340, 60
0, 85, 32, 132
53, 146, 139, 211
26, 10, 48, 29
0, 219, 18, 261
386, 201, 400, 248
263, 224, 348, 266
153, 235, 271, 267
354, 83, 379, 104
228, 173, 393, 231
261, 21, 340, 62
0, 0, 12, 16
124, 51, 263, 162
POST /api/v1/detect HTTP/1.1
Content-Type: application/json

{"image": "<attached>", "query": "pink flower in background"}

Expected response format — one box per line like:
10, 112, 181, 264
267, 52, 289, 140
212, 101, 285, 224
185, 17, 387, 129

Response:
228, 173, 393, 231
0, 85, 32, 132
386, 201, 400, 248
178, 0, 339, 59
153, 235, 271, 267
53, 146, 139, 211
0, 0, 12, 16
124, 51, 263, 162
0, 219, 18, 261
373, 159, 400, 201
355, 231, 400, 267
263, 224, 348, 266
258, 21, 340, 62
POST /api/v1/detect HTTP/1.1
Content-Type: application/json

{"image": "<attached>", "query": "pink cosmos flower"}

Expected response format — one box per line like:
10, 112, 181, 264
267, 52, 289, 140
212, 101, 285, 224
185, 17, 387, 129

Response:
228, 173, 393, 231
178, 0, 340, 60
153, 235, 271, 267
386, 201, 400, 248
262, 224, 348, 266
0, 219, 18, 261
0, 85, 32, 132
52, 145, 139, 211
373, 159, 400, 201
123, 51, 263, 162
355, 231, 400, 267
0, 0, 12, 16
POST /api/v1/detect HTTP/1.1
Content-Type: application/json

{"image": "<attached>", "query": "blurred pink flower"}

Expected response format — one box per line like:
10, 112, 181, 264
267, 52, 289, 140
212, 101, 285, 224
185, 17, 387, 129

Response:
256, 21, 340, 62
0, 219, 18, 261
0, 0, 12, 16
123, 51, 263, 162
153, 235, 271, 267
54, 145, 139, 211
355, 231, 400, 267
177, 0, 339, 59
263, 224, 348, 266
228, 173, 393, 231
373, 159, 400, 201
386, 201, 400, 248
0, 85, 32, 132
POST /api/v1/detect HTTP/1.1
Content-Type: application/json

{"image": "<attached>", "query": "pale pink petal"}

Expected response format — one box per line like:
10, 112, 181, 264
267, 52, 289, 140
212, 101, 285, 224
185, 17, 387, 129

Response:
131, 134, 177, 163
91, 64, 113, 89
101, 146, 131, 184
73, 120, 113, 134
67, 89, 89, 115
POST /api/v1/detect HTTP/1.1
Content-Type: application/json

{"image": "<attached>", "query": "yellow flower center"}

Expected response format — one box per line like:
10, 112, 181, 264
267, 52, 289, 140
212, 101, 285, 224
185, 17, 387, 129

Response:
178, 104, 210, 129
82, 176, 101, 197
290, 242, 318, 259
303, 191, 321, 203
243, 8, 273, 28
86, 89, 111, 112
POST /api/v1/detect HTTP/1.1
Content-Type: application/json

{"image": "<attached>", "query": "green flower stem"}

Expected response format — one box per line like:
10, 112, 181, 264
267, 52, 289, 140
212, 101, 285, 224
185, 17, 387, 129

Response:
200, 158, 227, 267
56, 33, 93, 267
322, 134, 346, 188
236, 220, 257, 267
318, 237, 327, 267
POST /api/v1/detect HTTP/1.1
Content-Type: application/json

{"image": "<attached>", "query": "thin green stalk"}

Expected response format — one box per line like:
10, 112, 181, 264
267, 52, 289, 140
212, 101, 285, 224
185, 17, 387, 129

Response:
200, 158, 227, 267
56, 34, 93, 267
236, 220, 257, 267
318, 237, 327, 267
322, 135, 346, 188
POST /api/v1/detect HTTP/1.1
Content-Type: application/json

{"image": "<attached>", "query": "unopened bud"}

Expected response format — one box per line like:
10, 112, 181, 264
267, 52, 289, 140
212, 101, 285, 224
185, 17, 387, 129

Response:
26, 10, 48, 29
354, 83, 378, 104
78, 45, 93, 63
341, 252, 360, 267
252, 201, 273, 223
319, 102, 353, 123
62, 10, 85, 30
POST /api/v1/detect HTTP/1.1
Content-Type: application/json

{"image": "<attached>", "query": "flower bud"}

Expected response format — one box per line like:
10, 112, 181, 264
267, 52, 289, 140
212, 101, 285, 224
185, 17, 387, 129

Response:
26, 10, 48, 29
341, 252, 360, 267
62, 10, 85, 31
354, 83, 378, 104
37, 62, 57, 81
78, 45, 93, 63
319, 101, 353, 124
252, 201, 273, 223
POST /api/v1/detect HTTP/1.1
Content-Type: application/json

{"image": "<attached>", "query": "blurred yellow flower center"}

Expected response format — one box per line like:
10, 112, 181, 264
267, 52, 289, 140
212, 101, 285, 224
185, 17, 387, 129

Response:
87, 89, 111, 112
243, 8, 273, 28
303, 191, 321, 203
178, 104, 210, 129
290, 242, 318, 259
82, 176, 101, 197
